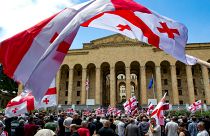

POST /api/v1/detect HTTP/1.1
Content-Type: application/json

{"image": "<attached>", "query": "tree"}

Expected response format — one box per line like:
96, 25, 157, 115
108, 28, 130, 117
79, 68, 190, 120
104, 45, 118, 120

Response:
0, 64, 18, 93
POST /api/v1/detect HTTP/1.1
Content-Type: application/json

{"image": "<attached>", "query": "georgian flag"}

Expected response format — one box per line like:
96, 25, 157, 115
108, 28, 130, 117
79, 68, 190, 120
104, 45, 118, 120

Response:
188, 100, 202, 113
5, 79, 56, 117
123, 96, 138, 112
81, 2, 197, 65
151, 93, 167, 125
5, 91, 34, 118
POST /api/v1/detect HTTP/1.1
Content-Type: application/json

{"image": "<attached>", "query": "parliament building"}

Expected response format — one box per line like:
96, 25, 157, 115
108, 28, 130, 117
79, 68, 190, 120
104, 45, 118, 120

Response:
56, 34, 210, 107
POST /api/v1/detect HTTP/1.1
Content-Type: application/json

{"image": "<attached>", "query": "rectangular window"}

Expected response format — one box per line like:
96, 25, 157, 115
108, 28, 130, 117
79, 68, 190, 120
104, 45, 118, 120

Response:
163, 68, 167, 74
78, 71, 81, 76
179, 100, 183, 105
66, 81, 69, 90
193, 79, 196, 86
77, 81, 81, 87
178, 90, 182, 96
77, 91, 80, 96
65, 91, 68, 96
176, 68, 180, 75
65, 101, 68, 105
177, 79, 181, 87
194, 89, 197, 95
204, 100, 206, 104
164, 79, 168, 85
76, 101, 80, 105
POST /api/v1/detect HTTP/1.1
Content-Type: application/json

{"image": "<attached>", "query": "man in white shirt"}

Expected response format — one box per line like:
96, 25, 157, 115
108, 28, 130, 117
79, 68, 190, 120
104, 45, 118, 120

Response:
146, 118, 161, 136
165, 117, 178, 136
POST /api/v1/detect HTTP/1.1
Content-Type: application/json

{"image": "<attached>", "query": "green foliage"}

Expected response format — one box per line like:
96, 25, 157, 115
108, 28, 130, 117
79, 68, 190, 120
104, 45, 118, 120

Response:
0, 65, 18, 93
165, 109, 210, 117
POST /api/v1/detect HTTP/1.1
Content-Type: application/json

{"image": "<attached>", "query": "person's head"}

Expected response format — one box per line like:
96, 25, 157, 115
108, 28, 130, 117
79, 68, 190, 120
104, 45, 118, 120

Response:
197, 122, 205, 131
191, 116, 197, 122
81, 121, 88, 128
28, 116, 34, 123
179, 122, 186, 132
19, 119, 25, 126
150, 118, 156, 126
70, 124, 77, 132
142, 116, 148, 122
96, 116, 101, 121
103, 120, 110, 128
88, 117, 93, 123
73, 113, 78, 119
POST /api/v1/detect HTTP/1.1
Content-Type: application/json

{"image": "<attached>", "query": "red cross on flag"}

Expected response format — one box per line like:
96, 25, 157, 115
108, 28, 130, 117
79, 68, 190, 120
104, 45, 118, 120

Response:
35, 79, 57, 109
188, 100, 202, 113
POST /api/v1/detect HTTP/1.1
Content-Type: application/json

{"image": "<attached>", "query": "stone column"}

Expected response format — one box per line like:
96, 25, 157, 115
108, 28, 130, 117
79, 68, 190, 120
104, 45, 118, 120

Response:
81, 68, 87, 105
55, 69, 61, 104
155, 66, 162, 101
170, 65, 179, 105
186, 65, 195, 104
95, 67, 101, 105
67, 68, 73, 105
110, 67, 116, 107
201, 65, 210, 105
140, 66, 147, 105
126, 67, 131, 99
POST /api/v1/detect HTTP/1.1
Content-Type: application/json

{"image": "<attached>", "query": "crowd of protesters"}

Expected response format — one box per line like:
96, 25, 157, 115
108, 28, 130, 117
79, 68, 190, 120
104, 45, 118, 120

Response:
0, 111, 209, 136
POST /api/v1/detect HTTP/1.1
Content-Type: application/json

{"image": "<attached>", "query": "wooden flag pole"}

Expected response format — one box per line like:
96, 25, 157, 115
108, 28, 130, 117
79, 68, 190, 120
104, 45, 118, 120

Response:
197, 58, 210, 68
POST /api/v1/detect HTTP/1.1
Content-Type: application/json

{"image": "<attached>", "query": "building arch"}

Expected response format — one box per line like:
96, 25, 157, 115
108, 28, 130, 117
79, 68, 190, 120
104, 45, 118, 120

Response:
86, 63, 96, 99
145, 61, 155, 99
101, 62, 111, 106
71, 64, 83, 105
115, 61, 126, 104
160, 60, 171, 102
59, 64, 70, 104
130, 61, 140, 101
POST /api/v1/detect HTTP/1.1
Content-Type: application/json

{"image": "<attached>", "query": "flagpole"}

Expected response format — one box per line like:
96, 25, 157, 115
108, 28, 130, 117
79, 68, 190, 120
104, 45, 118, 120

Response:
152, 74, 156, 99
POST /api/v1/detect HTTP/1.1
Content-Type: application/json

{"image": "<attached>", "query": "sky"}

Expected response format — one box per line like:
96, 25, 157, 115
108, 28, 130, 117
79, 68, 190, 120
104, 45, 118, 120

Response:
0, 0, 210, 49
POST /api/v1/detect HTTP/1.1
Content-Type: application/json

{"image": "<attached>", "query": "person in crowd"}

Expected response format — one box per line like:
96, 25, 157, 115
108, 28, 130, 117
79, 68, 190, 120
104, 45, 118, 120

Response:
98, 120, 115, 136
57, 112, 65, 136
72, 113, 82, 126
178, 122, 189, 136
197, 122, 209, 136
125, 118, 140, 136
87, 117, 96, 136
15, 119, 25, 136
10, 117, 19, 136
63, 113, 73, 136
109, 118, 116, 132
77, 121, 90, 136
0, 121, 8, 136
203, 116, 210, 135
93, 116, 103, 134
138, 116, 150, 136
70, 124, 80, 136
145, 118, 161, 136
165, 116, 179, 136
44, 115, 58, 133
34, 129, 56, 136
188, 116, 198, 136
117, 117, 125, 136
24, 116, 39, 136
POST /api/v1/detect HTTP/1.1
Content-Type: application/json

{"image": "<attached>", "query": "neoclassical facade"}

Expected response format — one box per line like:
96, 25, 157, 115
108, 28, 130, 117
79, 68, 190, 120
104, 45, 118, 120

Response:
56, 34, 210, 107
